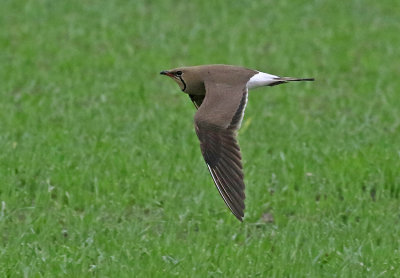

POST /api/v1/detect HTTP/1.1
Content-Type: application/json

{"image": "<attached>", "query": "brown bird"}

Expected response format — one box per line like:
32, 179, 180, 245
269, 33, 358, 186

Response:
160, 64, 314, 221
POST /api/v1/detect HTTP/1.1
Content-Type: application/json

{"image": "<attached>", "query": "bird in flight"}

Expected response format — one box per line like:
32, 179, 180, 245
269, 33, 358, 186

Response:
160, 64, 314, 221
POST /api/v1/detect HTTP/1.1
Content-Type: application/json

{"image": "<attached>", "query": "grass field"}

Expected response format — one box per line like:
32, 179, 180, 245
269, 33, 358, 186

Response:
1, 0, 400, 277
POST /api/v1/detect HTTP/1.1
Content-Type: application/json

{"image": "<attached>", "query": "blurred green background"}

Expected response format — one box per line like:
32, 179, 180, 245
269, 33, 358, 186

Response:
1, 0, 400, 277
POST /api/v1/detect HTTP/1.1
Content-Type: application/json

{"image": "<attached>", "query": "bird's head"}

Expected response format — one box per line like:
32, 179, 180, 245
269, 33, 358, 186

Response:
160, 67, 205, 94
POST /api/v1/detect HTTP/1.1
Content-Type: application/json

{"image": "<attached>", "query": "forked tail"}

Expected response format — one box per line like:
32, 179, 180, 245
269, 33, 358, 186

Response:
269, 77, 315, 86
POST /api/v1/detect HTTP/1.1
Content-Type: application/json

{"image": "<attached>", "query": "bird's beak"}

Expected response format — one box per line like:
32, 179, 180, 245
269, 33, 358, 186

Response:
160, 70, 173, 77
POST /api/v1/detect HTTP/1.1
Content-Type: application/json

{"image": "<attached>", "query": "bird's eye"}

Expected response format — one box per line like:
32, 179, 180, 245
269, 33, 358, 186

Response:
176, 71, 182, 76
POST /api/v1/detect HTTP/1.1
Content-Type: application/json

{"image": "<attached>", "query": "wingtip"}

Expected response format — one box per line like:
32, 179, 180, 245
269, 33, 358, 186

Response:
233, 210, 244, 222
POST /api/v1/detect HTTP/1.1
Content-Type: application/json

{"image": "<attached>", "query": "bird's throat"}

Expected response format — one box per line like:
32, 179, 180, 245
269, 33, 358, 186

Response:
178, 76, 187, 91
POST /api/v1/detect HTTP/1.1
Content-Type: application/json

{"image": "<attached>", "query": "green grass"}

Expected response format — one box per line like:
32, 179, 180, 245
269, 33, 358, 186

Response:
1, 0, 400, 276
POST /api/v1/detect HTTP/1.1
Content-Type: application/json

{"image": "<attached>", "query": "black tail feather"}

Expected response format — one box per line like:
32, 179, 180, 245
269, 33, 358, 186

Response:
268, 77, 315, 86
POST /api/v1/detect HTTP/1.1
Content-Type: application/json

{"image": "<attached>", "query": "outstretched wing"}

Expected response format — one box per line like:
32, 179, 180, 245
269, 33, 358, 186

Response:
194, 81, 248, 221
